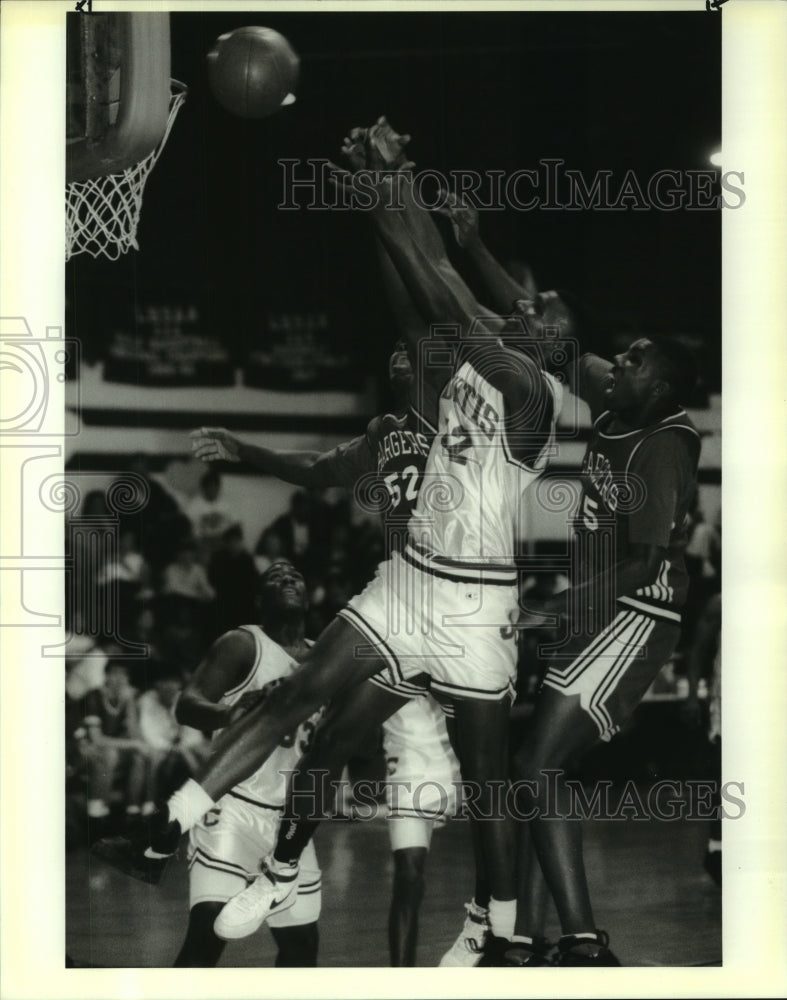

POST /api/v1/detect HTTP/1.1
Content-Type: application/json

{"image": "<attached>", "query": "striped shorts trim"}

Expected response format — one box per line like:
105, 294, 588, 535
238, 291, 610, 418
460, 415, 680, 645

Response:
430, 675, 516, 704
542, 609, 657, 740
337, 604, 402, 683
367, 669, 429, 700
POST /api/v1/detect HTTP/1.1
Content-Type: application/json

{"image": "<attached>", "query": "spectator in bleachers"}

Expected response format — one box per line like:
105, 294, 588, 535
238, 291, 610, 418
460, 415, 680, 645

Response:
137, 667, 210, 801
117, 454, 192, 575
74, 659, 152, 835
161, 539, 216, 604
98, 527, 152, 597
680, 496, 721, 653
187, 468, 234, 557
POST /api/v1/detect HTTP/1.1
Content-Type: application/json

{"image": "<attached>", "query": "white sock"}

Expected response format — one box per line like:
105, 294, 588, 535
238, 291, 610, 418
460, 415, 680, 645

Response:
488, 898, 516, 940
708, 838, 722, 853
141, 801, 156, 816
511, 934, 535, 945
87, 799, 110, 819
168, 779, 215, 833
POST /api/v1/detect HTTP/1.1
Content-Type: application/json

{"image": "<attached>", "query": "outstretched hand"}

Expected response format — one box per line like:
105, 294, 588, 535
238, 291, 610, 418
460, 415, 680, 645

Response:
434, 188, 480, 249
340, 126, 369, 172
190, 427, 241, 463
367, 116, 415, 172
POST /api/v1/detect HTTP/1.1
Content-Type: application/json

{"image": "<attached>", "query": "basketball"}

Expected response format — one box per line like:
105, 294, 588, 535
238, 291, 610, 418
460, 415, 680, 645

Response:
207, 27, 299, 119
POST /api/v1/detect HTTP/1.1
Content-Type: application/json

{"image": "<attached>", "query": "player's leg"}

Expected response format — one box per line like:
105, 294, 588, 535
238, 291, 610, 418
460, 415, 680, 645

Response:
512, 686, 609, 961
450, 696, 516, 953
438, 706, 491, 966
272, 678, 412, 864
175, 799, 263, 967
388, 840, 429, 967
269, 924, 319, 967
509, 819, 552, 965
268, 840, 321, 966
215, 677, 412, 940
517, 613, 680, 965
173, 901, 226, 968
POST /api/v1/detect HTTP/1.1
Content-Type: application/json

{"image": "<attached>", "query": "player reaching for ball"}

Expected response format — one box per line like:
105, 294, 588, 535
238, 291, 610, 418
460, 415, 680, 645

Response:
92, 119, 583, 965
189, 342, 463, 968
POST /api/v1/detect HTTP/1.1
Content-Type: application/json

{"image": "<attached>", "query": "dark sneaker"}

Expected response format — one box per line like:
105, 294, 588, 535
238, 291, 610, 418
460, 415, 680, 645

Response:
555, 930, 620, 966
502, 936, 552, 967
90, 806, 181, 885
477, 935, 515, 967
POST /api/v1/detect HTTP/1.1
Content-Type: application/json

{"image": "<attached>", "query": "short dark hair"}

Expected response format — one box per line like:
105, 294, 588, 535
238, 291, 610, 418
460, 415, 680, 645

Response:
648, 335, 699, 405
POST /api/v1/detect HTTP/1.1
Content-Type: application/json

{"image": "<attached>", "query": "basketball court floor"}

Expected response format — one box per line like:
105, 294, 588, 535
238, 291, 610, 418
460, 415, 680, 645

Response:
67, 800, 721, 968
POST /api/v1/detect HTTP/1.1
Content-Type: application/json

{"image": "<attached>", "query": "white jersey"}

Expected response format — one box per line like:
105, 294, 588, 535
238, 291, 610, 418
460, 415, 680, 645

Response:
217, 626, 320, 809
404, 356, 563, 585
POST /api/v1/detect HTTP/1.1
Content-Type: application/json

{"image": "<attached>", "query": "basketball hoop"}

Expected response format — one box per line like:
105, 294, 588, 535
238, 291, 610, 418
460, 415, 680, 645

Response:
65, 79, 187, 261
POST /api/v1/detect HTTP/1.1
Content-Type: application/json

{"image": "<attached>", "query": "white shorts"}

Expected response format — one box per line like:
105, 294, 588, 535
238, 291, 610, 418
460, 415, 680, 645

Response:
338, 552, 519, 702
188, 793, 321, 927
385, 734, 460, 824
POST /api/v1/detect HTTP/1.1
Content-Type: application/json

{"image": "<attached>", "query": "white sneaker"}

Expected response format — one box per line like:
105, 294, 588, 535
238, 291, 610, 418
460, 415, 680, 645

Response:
439, 900, 490, 966
214, 856, 299, 940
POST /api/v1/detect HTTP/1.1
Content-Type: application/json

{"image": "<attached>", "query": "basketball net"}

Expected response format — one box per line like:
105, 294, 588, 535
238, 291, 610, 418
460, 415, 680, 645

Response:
66, 80, 187, 262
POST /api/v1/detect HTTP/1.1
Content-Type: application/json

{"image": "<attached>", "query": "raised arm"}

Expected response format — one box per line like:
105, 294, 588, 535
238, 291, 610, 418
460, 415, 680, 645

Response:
190, 427, 373, 490
371, 178, 500, 347
436, 190, 535, 315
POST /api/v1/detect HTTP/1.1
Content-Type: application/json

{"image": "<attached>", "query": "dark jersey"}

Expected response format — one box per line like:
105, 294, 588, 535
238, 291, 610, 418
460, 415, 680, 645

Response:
321, 406, 436, 553
574, 408, 701, 624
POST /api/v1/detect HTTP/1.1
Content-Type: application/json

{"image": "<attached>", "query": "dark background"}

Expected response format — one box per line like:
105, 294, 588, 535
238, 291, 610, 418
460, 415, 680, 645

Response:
66, 10, 721, 397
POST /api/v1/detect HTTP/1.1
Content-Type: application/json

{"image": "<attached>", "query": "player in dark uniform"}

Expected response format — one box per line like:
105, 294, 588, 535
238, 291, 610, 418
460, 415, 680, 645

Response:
509, 337, 701, 966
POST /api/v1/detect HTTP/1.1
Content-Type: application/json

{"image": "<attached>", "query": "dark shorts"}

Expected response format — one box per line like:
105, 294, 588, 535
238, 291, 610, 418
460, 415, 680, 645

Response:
541, 606, 681, 741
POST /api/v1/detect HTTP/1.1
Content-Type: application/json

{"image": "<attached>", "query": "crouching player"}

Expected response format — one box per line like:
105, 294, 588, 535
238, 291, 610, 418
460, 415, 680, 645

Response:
171, 560, 322, 967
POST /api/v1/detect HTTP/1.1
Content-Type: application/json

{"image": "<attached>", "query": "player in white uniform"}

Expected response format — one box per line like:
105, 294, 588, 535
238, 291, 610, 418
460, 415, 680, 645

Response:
190, 344, 463, 965
94, 122, 581, 963
172, 560, 322, 966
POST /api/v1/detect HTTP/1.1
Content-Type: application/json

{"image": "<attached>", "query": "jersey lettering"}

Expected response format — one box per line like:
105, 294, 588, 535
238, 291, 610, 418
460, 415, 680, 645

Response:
582, 449, 620, 512
441, 425, 473, 465
376, 428, 431, 472
447, 376, 499, 440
